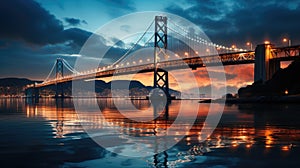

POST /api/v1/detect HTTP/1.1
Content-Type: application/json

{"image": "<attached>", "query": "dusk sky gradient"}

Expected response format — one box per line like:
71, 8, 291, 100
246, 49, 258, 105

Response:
0, 0, 300, 94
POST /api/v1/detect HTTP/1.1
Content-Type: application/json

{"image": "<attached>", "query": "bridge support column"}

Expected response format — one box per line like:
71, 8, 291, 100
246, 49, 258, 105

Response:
153, 16, 171, 99
25, 88, 30, 98
34, 87, 39, 100
25, 85, 39, 102
55, 58, 64, 98
55, 83, 64, 98
154, 68, 170, 99
254, 44, 280, 83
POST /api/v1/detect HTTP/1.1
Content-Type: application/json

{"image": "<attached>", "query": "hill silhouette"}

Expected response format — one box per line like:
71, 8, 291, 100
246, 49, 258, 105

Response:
0, 78, 38, 96
239, 60, 300, 97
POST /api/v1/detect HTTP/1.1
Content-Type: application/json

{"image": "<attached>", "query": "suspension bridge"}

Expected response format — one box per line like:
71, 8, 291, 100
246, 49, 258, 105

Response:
26, 16, 300, 99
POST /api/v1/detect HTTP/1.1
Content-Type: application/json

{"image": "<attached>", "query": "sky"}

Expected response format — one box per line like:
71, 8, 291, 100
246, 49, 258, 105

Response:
0, 0, 300, 94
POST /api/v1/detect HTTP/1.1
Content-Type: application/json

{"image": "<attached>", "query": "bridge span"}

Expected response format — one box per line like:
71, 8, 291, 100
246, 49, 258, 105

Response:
26, 16, 300, 98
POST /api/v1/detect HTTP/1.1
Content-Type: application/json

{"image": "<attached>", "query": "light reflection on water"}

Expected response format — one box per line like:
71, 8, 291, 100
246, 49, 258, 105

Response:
1, 98, 300, 167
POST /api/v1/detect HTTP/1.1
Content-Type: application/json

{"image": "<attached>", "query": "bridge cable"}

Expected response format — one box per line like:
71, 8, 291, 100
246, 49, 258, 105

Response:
110, 19, 155, 68
61, 59, 79, 74
168, 19, 247, 52
43, 60, 57, 83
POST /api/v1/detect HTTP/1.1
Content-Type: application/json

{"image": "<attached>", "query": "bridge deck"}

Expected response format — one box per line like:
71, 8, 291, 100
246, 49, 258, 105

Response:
28, 44, 300, 89
29, 51, 255, 88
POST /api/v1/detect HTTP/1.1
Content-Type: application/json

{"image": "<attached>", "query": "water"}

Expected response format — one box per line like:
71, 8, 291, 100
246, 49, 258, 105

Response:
1, 98, 300, 168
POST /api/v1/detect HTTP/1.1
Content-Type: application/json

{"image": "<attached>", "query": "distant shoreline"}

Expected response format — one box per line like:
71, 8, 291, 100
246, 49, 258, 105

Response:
211, 95, 300, 104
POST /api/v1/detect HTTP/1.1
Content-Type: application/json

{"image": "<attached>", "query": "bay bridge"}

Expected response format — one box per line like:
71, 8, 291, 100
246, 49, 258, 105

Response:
26, 16, 300, 99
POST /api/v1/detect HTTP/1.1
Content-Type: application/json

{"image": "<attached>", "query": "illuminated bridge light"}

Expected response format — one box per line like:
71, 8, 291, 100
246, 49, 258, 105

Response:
133, 61, 136, 64
127, 62, 130, 65
147, 58, 150, 61
184, 52, 188, 56
281, 145, 290, 151
139, 60, 143, 63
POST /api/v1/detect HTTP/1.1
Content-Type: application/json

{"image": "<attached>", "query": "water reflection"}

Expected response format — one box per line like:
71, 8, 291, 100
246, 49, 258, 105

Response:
25, 98, 83, 139
23, 99, 300, 153
2, 98, 300, 167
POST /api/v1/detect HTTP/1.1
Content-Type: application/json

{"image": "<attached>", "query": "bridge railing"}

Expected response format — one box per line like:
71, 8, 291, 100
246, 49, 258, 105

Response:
271, 45, 300, 59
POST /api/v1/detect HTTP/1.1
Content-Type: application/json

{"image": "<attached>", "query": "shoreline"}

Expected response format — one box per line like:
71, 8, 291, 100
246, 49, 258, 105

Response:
211, 95, 300, 104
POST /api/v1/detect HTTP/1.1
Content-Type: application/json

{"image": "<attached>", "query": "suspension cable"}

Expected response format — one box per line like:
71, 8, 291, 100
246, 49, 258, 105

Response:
62, 59, 79, 73
168, 19, 247, 52
43, 60, 57, 83
111, 19, 155, 67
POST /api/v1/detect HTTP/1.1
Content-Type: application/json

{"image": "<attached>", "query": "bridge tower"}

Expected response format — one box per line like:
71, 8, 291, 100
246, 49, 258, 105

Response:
56, 58, 64, 79
55, 58, 64, 98
254, 44, 280, 83
153, 16, 170, 99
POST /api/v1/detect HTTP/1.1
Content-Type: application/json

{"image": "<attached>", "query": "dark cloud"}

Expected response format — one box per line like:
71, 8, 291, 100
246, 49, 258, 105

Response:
165, 0, 300, 47
0, 0, 93, 47
110, 37, 126, 48
0, 0, 64, 45
63, 28, 92, 47
0, 0, 125, 79
64, 17, 88, 26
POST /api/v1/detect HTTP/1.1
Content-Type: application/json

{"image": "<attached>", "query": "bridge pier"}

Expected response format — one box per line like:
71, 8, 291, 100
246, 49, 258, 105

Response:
153, 68, 170, 99
34, 87, 39, 100
55, 83, 64, 98
254, 44, 280, 83
25, 84, 39, 102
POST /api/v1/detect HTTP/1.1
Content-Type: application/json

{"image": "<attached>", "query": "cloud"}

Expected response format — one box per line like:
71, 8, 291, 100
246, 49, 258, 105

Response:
0, 0, 95, 47
110, 37, 126, 48
62, 28, 93, 47
120, 25, 131, 33
165, 0, 300, 46
97, 0, 136, 17
64, 17, 88, 26
0, 0, 129, 79
52, 53, 82, 57
0, 0, 64, 45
